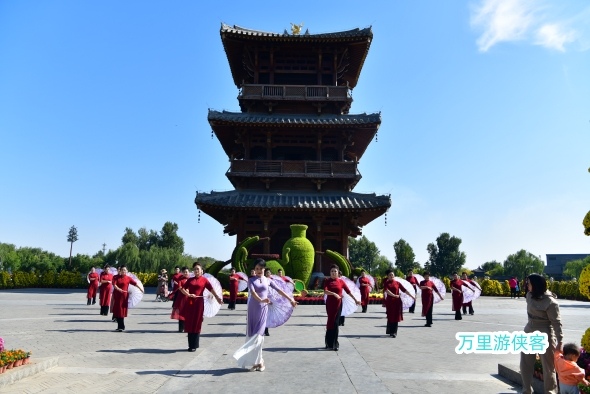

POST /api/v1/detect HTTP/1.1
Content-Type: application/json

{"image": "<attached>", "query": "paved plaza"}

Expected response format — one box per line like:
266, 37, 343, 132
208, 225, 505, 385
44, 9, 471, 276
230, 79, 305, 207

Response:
0, 288, 588, 393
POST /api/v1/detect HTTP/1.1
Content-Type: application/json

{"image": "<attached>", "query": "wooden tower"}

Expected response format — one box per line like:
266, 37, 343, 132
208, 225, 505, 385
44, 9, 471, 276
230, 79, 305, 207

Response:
196, 24, 391, 273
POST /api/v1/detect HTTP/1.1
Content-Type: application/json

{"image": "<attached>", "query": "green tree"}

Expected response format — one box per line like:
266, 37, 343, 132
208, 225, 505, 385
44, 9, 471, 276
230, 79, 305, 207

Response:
159, 222, 184, 253
117, 243, 140, 272
17, 247, 64, 273
563, 256, 590, 280
70, 253, 94, 273
481, 260, 502, 273
137, 227, 159, 251
393, 238, 419, 274
503, 250, 544, 280
194, 256, 216, 270
348, 236, 380, 275
122, 227, 138, 246
426, 233, 466, 277
0, 243, 21, 272
67, 225, 78, 268
373, 255, 393, 276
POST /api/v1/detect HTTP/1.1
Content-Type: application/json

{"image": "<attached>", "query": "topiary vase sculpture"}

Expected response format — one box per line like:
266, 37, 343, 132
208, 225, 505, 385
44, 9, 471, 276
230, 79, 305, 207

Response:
282, 224, 315, 286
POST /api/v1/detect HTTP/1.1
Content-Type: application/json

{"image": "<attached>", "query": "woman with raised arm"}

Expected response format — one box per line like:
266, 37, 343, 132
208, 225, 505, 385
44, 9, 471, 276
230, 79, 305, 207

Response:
111, 266, 144, 332
180, 262, 223, 351
383, 269, 415, 338
323, 265, 360, 350
170, 267, 190, 332
419, 271, 442, 327
234, 259, 297, 371
86, 267, 99, 305
98, 265, 113, 316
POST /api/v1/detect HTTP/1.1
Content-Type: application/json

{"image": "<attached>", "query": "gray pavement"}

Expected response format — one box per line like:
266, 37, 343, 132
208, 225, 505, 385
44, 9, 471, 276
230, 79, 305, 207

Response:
0, 289, 588, 393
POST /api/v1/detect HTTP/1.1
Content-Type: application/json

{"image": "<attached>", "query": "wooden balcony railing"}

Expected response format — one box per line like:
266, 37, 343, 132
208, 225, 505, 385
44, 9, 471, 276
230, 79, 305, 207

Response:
239, 84, 351, 101
227, 160, 359, 178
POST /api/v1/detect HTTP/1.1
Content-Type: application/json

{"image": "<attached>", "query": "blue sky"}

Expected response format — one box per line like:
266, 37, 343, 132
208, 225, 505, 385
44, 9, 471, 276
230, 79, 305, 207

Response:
1, 0, 589, 269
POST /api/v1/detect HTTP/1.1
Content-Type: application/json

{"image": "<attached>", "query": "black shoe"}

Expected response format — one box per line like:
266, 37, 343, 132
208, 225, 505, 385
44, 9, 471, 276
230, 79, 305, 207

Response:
188, 348, 196, 352
424, 324, 431, 327
116, 329, 122, 332
391, 334, 397, 338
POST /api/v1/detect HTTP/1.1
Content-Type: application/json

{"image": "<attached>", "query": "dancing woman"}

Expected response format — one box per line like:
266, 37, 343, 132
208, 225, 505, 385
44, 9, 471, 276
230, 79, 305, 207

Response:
234, 259, 297, 371
170, 267, 190, 332
111, 266, 144, 332
358, 270, 372, 313
323, 265, 360, 350
87, 267, 99, 305
98, 265, 113, 316
228, 267, 241, 310
383, 269, 415, 338
419, 271, 442, 327
180, 262, 223, 351
450, 272, 474, 320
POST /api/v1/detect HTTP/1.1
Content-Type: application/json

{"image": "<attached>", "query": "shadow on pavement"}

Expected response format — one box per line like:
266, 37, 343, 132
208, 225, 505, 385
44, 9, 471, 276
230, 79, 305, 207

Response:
98, 348, 180, 354
136, 367, 244, 377
264, 347, 322, 352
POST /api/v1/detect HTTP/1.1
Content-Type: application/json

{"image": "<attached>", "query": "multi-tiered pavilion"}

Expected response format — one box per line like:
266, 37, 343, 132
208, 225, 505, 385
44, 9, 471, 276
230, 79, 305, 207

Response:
196, 24, 391, 273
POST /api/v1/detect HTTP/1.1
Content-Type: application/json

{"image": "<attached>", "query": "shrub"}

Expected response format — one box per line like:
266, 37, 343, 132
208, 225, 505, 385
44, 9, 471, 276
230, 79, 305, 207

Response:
580, 265, 590, 301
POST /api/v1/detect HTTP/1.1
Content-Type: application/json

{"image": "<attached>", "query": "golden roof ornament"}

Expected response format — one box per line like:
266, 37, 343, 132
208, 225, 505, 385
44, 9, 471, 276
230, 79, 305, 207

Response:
290, 22, 304, 35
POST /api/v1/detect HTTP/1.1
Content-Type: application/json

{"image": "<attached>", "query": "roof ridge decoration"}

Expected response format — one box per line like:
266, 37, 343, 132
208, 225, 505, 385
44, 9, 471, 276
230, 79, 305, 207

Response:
207, 110, 382, 125
220, 23, 372, 39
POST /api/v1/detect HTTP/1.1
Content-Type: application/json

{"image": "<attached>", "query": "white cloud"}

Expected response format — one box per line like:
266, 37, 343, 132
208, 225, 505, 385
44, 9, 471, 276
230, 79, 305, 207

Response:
535, 23, 575, 51
470, 0, 536, 52
470, 0, 590, 52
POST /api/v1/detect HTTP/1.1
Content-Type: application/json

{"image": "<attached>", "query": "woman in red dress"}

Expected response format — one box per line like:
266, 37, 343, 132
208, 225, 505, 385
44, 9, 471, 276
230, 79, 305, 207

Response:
228, 267, 241, 310
180, 262, 223, 351
358, 270, 372, 313
170, 267, 190, 332
450, 272, 474, 320
323, 265, 360, 351
86, 267, 100, 305
419, 271, 443, 327
383, 270, 415, 338
111, 266, 144, 332
98, 265, 113, 316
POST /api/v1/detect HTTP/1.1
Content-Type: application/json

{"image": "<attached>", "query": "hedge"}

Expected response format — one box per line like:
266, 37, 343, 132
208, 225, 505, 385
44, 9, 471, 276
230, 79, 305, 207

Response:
0, 271, 587, 301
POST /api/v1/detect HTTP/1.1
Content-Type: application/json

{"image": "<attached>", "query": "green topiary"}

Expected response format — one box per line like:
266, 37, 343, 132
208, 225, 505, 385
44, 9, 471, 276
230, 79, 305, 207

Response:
324, 250, 351, 278
579, 265, 590, 300
205, 260, 231, 276
217, 272, 229, 290
583, 211, 590, 236
245, 259, 284, 275
282, 224, 315, 286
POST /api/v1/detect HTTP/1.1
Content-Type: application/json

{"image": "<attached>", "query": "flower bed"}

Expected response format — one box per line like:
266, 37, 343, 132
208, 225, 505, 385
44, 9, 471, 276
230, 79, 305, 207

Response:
0, 349, 32, 374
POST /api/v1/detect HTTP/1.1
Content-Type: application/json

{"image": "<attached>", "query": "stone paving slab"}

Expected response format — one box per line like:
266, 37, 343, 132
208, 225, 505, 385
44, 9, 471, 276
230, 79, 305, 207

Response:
0, 289, 588, 393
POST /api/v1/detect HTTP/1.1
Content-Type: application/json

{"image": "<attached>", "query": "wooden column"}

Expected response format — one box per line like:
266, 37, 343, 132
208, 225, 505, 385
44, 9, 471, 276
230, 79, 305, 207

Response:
254, 48, 259, 84
266, 131, 272, 160
313, 216, 324, 272
269, 47, 274, 84
317, 51, 322, 85
316, 132, 322, 161
261, 213, 275, 254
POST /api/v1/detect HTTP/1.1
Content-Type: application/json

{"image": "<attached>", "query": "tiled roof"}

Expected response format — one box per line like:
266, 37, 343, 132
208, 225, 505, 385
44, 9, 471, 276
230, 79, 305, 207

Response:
208, 110, 381, 126
195, 190, 391, 210
221, 24, 372, 40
